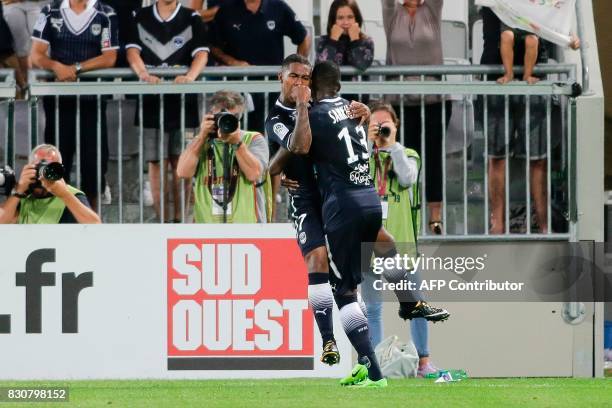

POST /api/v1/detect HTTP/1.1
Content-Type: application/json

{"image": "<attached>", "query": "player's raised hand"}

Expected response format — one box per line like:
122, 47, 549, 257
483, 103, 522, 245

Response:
292, 85, 311, 106
349, 101, 370, 125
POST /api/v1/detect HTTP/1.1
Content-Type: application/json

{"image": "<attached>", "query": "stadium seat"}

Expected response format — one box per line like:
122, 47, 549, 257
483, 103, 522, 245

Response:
362, 19, 387, 62
442, 20, 469, 60
441, 0, 469, 26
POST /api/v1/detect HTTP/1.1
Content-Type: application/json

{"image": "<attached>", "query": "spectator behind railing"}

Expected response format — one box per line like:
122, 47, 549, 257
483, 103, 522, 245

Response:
481, 6, 580, 234
381, 0, 452, 235
126, 0, 209, 223
103, 0, 142, 67
317, 0, 373, 105
210, 0, 311, 132
177, 90, 269, 223
0, 144, 101, 224
316, 0, 373, 72
30, 0, 118, 211
1, 0, 49, 96
0, 1, 23, 94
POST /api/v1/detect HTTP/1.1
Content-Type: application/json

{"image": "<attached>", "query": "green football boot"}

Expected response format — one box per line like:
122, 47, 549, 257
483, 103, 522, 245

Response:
339, 363, 368, 386
348, 378, 388, 388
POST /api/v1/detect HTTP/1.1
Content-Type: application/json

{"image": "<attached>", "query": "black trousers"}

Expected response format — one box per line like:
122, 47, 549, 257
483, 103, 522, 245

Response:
43, 96, 108, 197
248, 92, 279, 134
395, 101, 453, 203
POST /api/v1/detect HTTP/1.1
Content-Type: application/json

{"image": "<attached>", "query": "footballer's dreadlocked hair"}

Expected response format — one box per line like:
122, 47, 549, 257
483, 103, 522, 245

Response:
281, 54, 312, 72
311, 60, 341, 96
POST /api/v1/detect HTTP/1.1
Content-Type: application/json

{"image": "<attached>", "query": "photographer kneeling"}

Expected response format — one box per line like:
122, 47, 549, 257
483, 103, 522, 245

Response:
177, 91, 269, 223
0, 145, 101, 224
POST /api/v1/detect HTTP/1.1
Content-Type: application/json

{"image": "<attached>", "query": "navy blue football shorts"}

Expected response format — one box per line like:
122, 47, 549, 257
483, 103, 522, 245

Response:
326, 208, 382, 296
289, 193, 327, 257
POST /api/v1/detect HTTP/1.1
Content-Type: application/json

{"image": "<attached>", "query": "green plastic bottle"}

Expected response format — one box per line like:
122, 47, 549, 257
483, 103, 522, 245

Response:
424, 369, 468, 380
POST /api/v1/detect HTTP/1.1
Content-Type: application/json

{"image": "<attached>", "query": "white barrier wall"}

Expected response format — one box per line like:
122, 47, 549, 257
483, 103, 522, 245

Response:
0, 224, 351, 380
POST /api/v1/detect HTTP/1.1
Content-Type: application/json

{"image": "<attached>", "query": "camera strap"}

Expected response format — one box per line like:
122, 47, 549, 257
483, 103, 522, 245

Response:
374, 147, 392, 197
206, 142, 239, 220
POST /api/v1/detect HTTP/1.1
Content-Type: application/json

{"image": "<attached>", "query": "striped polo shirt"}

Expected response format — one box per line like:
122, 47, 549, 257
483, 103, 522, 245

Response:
31, 0, 119, 65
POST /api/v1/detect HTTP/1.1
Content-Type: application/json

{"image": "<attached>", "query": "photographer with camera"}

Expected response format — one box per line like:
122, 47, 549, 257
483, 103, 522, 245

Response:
176, 90, 269, 223
0, 144, 101, 224
361, 101, 443, 377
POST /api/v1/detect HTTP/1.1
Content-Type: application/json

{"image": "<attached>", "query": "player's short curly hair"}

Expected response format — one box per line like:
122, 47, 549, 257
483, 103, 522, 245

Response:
281, 54, 311, 72
311, 61, 341, 95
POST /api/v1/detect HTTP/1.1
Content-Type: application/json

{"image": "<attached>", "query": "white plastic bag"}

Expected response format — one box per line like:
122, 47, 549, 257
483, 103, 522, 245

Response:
374, 335, 419, 378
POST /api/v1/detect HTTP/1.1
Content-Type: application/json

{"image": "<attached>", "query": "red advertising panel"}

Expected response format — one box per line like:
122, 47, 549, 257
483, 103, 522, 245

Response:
167, 239, 313, 370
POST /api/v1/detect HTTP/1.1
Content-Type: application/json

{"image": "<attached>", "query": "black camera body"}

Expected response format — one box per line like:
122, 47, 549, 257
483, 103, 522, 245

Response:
0, 165, 16, 196
377, 124, 392, 138
209, 111, 240, 139
26, 161, 65, 194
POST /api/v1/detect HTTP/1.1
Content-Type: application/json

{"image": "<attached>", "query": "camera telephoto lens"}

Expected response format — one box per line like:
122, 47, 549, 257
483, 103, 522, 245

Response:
378, 125, 392, 138
0, 165, 16, 196
38, 162, 65, 181
216, 112, 239, 134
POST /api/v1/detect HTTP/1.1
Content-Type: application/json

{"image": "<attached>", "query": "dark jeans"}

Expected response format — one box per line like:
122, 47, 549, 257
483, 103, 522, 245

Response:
395, 101, 453, 203
43, 96, 108, 197
248, 92, 279, 134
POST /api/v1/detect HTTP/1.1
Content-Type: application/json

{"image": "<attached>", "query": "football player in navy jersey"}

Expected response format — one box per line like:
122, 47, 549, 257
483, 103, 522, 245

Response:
285, 61, 450, 386
266, 54, 370, 367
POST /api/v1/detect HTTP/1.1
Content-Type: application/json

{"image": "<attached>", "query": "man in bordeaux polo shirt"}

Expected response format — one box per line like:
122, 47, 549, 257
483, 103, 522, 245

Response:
30, 0, 118, 210
210, 0, 311, 132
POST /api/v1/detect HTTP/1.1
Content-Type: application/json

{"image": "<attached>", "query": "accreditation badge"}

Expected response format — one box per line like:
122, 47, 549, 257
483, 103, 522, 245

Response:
211, 184, 232, 216
381, 196, 389, 220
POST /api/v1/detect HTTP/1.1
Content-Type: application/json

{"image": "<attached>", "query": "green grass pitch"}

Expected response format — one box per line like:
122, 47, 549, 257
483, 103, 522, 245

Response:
0, 378, 610, 407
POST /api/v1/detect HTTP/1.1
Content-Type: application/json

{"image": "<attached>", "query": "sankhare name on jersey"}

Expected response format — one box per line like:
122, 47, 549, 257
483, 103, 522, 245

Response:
373, 279, 525, 291
328, 105, 352, 124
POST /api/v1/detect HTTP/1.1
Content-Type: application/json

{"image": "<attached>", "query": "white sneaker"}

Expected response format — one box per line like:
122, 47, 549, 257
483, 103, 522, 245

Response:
102, 184, 112, 205
143, 181, 154, 207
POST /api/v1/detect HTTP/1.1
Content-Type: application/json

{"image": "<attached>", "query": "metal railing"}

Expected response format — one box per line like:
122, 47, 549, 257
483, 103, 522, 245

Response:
1, 64, 580, 240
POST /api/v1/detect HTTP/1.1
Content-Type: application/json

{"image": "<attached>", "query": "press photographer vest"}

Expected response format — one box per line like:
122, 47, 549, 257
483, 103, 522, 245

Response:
369, 147, 421, 256
18, 185, 84, 224
194, 131, 269, 223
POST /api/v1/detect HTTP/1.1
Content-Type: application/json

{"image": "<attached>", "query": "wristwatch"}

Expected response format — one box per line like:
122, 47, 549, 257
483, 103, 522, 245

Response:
75, 62, 82, 75
233, 141, 243, 149
10, 188, 27, 198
